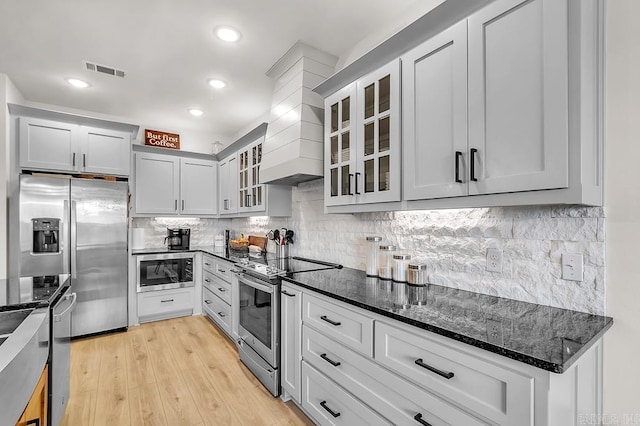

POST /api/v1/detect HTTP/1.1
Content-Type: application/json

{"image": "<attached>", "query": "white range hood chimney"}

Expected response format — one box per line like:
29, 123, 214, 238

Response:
260, 42, 338, 185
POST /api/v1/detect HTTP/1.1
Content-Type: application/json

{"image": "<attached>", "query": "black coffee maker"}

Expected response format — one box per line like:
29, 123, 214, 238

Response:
165, 228, 190, 250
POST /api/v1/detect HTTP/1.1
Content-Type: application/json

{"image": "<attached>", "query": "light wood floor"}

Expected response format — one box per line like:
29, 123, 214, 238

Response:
61, 315, 314, 426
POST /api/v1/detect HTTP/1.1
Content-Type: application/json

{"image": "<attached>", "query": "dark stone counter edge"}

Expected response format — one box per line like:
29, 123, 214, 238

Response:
282, 276, 614, 374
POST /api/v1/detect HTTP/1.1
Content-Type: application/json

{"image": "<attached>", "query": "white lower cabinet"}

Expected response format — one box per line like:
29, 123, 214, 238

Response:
203, 286, 231, 333
202, 255, 234, 338
284, 283, 605, 426
281, 283, 303, 402
301, 362, 390, 426
137, 287, 194, 323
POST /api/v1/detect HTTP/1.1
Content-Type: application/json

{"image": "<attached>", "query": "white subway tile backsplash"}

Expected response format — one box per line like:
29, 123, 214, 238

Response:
132, 178, 605, 315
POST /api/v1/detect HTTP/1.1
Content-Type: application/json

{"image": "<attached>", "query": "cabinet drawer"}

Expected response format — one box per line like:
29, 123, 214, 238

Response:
303, 293, 374, 357
375, 321, 533, 425
203, 286, 231, 334
303, 325, 487, 426
203, 254, 233, 282
138, 288, 194, 319
203, 270, 231, 304
301, 361, 390, 426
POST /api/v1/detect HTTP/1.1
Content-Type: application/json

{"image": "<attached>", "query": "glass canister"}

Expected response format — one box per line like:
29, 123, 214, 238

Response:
392, 254, 411, 282
366, 236, 382, 276
378, 244, 396, 280
407, 262, 428, 285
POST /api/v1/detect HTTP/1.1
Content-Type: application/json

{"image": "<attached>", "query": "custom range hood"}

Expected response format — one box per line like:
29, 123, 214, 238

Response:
259, 42, 338, 186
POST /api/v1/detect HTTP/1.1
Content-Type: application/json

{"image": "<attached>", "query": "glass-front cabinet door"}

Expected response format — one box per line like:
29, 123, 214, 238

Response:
355, 59, 401, 204
324, 59, 400, 207
238, 137, 266, 212
324, 83, 357, 206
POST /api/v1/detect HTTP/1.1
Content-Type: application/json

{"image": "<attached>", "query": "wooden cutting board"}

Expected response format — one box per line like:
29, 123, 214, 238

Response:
248, 235, 267, 252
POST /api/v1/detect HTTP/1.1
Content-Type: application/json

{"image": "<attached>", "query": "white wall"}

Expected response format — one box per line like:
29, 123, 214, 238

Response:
603, 0, 640, 420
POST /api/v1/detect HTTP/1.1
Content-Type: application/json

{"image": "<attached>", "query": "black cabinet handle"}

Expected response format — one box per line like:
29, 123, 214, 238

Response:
83, 153, 86, 167
281, 290, 296, 297
160, 299, 174, 303
320, 353, 341, 367
218, 287, 226, 292
355, 172, 361, 194
414, 413, 432, 426
182, 200, 185, 210
320, 401, 341, 418
204, 299, 211, 304
455, 151, 463, 183
175, 200, 178, 211
414, 358, 454, 379
470, 148, 478, 182
72, 152, 76, 167
218, 311, 226, 318
348, 173, 353, 196
205, 279, 211, 283
204, 262, 211, 266
320, 315, 341, 326
219, 269, 226, 273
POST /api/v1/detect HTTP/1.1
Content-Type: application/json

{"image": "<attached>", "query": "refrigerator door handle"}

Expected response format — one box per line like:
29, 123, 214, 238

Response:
63, 200, 70, 274
70, 200, 77, 278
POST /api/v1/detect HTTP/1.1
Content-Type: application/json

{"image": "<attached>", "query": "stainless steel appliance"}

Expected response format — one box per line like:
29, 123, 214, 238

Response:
233, 255, 342, 397
18, 174, 128, 337
136, 252, 194, 292
49, 280, 76, 426
165, 228, 190, 250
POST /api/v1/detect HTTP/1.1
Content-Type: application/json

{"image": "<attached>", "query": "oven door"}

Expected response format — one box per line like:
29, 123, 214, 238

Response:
137, 253, 194, 292
237, 272, 279, 368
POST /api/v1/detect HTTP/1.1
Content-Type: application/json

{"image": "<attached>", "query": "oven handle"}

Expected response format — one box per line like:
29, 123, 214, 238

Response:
236, 272, 274, 294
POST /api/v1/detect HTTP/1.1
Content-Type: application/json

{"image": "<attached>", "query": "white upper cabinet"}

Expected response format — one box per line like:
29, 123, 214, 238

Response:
237, 137, 266, 213
218, 154, 238, 215
82, 127, 131, 176
19, 117, 131, 176
134, 150, 217, 216
324, 59, 401, 207
468, 0, 569, 195
402, 21, 468, 200
179, 158, 217, 215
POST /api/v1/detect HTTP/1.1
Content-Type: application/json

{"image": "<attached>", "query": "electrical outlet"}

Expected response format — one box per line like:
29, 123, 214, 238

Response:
562, 253, 584, 281
486, 318, 504, 346
486, 248, 503, 272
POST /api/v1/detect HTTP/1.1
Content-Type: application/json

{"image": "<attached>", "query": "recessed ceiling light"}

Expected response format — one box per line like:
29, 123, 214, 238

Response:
188, 108, 204, 117
208, 79, 227, 89
66, 78, 90, 88
214, 26, 241, 43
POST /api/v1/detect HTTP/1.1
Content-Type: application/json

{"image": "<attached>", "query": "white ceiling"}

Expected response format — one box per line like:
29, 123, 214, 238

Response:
0, 0, 422, 140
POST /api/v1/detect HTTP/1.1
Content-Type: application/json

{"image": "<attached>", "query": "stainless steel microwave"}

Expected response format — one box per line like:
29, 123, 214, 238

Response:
136, 252, 194, 292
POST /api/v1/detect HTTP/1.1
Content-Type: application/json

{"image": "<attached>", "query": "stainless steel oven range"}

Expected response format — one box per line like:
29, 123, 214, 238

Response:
233, 256, 342, 397
136, 252, 194, 292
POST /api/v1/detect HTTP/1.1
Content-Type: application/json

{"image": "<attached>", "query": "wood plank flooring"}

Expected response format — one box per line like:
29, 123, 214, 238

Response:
62, 315, 314, 426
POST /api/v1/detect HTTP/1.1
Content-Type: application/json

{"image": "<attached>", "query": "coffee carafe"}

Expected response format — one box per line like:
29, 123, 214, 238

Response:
165, 228, 190, 250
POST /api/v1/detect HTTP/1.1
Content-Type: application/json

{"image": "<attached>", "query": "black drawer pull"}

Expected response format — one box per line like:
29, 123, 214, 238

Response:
204, 299, 211, 304
414, 358, 454, 379
160, 299, 174, 303
281, 290, 296, 297
218, 287, 226, 292
204, 262, 211, 266
219, 269, 226, 273
414, 413, 432, 426
455, 151, 463, 183
217, 312, 226, 318
320, 315, 341, 326
205, 279, 211, 283
320, 400, 340, 418
320, 353, 341, 367
470, 148, 478, 182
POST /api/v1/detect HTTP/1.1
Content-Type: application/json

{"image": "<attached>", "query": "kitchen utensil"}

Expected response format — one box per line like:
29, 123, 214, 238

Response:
285, 229, 295, 244
273, 229, 280, 243
266, 230, 275, 241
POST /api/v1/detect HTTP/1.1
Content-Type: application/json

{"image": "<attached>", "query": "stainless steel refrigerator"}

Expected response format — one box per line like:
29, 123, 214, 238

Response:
19, 174, 128, 337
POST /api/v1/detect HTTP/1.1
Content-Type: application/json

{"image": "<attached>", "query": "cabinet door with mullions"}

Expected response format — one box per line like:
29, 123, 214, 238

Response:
324, 83, 357, 207
356, 59, 401, 204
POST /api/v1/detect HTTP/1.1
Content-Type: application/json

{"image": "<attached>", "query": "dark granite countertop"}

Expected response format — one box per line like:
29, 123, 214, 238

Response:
282, 267, 613, 373
132, 246, 261, 263
0, 274, 71, 312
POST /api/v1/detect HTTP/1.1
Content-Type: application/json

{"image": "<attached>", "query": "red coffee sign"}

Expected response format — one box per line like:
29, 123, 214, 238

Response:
144, 129, 181, 150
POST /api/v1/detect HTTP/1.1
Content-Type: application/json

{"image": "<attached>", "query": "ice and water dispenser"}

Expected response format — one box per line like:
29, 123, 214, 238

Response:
32, 218, 60, 253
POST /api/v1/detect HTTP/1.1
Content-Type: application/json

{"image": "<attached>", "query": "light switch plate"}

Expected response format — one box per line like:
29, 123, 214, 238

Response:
562, 253, 584, 281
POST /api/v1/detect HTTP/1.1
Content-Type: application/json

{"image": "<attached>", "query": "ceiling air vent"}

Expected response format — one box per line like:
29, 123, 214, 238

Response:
83, 61, 126, 78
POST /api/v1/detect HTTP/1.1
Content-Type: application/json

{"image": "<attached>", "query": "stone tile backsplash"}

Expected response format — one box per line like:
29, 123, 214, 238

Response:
133, 179, 605, 315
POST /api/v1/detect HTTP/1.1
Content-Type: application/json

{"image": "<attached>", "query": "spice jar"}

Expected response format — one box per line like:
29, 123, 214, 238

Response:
365, 236, 382, 276
407, 262, 428, 285
392, 254, 411, 282
378, 244, 396, 280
